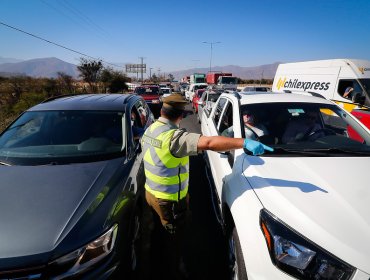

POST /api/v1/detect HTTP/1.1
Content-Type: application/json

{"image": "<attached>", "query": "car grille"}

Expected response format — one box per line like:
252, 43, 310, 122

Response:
0, 266, 45, 280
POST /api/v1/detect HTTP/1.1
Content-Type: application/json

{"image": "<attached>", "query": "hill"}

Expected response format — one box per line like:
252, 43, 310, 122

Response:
0, 57, 79, 78
171, 62, 281, 80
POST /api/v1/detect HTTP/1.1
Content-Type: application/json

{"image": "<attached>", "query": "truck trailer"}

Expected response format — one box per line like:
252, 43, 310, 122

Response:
206, 72, 238, 90
190, 73, 206, 84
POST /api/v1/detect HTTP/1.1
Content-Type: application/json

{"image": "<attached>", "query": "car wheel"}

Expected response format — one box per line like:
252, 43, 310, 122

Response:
228, 226, 248, 280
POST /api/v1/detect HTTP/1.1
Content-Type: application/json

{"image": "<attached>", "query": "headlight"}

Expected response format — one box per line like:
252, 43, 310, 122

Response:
49, 224, 118, 279
260, 210, 354, 279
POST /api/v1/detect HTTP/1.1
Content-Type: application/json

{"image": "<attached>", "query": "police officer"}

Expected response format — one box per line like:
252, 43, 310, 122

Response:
141, 94, 272, 279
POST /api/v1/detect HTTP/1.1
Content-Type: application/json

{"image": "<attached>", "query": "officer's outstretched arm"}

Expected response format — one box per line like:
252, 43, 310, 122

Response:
197, 136, 244, 152
197, 136, 274, 155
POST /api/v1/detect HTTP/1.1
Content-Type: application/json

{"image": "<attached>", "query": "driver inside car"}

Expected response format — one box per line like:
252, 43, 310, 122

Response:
282, 110, 323, 143
221, 110, 268, 140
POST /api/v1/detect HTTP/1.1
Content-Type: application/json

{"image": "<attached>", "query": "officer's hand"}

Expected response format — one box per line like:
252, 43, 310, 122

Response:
243, 139, 274, 156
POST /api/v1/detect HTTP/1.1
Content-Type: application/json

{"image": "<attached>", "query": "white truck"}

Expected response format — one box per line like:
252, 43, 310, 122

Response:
272, 59, 370, 111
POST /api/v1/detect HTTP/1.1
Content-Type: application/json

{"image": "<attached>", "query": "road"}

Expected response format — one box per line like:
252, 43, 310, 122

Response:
137, 104, 229, 280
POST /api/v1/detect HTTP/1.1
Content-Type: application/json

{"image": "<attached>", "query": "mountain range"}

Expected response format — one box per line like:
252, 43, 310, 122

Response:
0, 57, 281, 80
0, 57, 79, 78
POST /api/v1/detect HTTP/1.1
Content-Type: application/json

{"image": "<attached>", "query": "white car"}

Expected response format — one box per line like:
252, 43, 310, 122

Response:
161, 87, 172, 98
201, 92, 370, 280
240, 86, 271, 93
185, 83, 208, 102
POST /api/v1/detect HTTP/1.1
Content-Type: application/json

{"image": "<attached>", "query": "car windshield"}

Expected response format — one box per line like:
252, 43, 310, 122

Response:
194, 85, 208, 91
162, 89, 171, 94
208, 93, 221, 102
135, 87, 160, 94
197, 90, 205, 97
239, 102, 370, 156
255, 87, 269, 92
0, 110, 125, 165
221, 77, 237, 84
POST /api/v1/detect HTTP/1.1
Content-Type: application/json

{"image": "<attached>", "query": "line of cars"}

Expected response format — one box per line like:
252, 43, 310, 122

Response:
199, 89, 370, 279
0, 94, 154, 279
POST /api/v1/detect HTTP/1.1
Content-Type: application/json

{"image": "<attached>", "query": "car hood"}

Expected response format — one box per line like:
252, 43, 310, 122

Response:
0, 160, 121, 259
242, 156, 370, 273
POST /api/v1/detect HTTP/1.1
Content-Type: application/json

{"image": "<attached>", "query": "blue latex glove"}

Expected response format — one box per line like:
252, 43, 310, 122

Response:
243, 139, 274, 156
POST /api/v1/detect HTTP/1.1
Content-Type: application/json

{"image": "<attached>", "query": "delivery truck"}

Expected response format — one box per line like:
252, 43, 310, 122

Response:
190, 73, 206, 84
272, 59, 370, 111
206, 72, 232, 84
206, 72, 238, 90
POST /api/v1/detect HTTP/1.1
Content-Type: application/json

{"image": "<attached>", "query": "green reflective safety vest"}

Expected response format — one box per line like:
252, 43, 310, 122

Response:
141, 121, 189, 201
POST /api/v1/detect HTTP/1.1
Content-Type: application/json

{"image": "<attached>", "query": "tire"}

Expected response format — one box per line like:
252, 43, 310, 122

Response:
228, 226, 248, 280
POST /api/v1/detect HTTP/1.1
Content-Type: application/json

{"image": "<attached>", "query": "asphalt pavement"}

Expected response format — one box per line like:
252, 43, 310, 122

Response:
136, 104, 229, 280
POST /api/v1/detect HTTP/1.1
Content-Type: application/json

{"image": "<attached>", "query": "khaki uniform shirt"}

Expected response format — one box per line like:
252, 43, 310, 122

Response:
157, 117, 201, 157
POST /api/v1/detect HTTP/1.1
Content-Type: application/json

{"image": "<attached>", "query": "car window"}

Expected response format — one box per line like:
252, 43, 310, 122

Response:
218, 101, 233, 136
239, 102, 370, 155
0, 110, 126, 165
212, 97, 227, 129
135, 101, 147, 127
135, 87, 160, 95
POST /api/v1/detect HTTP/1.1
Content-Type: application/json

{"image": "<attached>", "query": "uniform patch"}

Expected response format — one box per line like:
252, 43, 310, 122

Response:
142, 134, 162, 148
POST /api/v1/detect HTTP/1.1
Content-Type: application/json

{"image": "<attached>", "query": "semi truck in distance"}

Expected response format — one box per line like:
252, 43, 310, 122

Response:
190, 73, 206, 84
206, 72, 238, 90
272, 59, 370, 110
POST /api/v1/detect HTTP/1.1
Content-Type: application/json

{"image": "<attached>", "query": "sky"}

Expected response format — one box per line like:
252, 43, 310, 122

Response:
1, 0, 370, 74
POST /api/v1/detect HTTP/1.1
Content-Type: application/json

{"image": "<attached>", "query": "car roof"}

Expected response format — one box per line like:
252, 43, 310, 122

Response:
28, 94, 139, 111
226, 92, 334, 106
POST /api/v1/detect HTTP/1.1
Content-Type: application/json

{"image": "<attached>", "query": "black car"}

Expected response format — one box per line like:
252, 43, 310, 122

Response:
0, 94, 153, 279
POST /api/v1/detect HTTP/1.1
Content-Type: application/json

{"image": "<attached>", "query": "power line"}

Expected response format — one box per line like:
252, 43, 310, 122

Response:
60, 0, 111, 39
0, 20, 123, 69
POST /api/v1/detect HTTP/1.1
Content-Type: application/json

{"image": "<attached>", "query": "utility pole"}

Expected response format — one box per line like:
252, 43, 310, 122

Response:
260, 70, 264, 85
158, 68, 161, 81
139, 56, 145, 83
149, 67, 153, 80
203, 41, 221, 72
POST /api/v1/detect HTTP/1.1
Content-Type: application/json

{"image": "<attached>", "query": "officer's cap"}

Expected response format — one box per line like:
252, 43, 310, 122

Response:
162, 94, 187, 110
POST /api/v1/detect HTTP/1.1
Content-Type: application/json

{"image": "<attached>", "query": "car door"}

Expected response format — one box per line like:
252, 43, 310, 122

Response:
198, 91, 207, 121
126, 100, 148, 194
204, 97, 235, 197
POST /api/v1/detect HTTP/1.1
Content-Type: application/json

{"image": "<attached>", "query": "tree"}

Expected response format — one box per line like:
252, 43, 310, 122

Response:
77, 58, 103, 93
100, 67, 129, 93
168, 74, 174, 82
57, 72, 75, 94
43, 78, 58, 98
151, 74, 159, 83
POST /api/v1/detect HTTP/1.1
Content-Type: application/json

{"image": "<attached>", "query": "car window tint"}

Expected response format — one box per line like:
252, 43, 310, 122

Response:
218, 101, 233, 136
135, 101, 147, 127
212, 98, 227, 129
